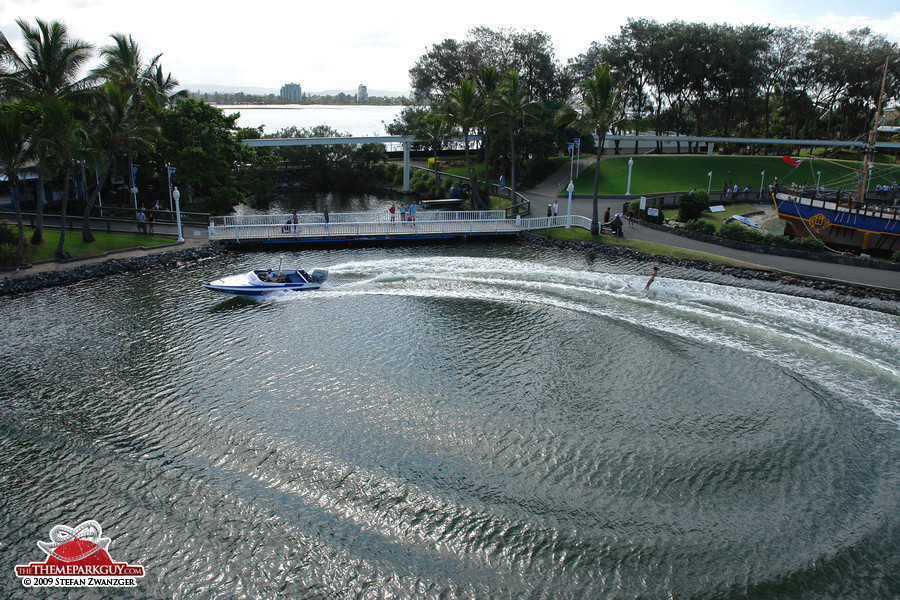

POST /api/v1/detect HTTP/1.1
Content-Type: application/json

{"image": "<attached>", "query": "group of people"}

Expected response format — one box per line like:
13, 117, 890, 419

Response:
389, 202, 418, 222
546, 200, 560, 218
135, 209, 155, 236
723, 182, 752, 199
602, 207, 625, 237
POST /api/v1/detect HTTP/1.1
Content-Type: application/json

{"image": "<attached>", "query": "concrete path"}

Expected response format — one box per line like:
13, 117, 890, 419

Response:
520, 157, 900, 293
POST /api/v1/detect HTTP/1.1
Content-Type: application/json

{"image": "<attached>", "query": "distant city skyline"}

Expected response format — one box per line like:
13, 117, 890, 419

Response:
1, 0, 898, 93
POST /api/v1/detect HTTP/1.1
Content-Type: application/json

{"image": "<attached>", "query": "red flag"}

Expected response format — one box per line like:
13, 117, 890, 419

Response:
782, 155, 802, 167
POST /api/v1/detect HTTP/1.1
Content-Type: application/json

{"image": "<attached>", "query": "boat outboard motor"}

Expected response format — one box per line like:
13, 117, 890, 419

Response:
310, 269, 328, 283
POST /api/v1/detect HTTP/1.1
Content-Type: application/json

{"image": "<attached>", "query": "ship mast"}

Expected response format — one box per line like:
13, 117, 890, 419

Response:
858, 59, 889, 201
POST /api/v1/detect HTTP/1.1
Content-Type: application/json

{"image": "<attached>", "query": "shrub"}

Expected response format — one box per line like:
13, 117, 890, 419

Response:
892, 250, 900, 263
720, 221, 826, 253
677, 190, 710, 222
684, 219, 716, 235
629, 198, 664, 224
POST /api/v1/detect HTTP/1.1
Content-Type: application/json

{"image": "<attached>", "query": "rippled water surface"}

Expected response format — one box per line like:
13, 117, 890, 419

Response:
2, 243, 899, 599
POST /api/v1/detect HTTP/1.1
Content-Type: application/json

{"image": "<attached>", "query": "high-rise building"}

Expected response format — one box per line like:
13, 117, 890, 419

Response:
357, 84, 368, 103
280, 83, 301, 103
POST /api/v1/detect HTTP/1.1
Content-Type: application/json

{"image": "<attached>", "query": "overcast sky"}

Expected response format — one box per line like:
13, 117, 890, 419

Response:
2, 0, 899, 95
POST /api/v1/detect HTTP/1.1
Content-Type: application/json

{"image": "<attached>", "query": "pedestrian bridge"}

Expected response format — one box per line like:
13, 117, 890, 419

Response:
208, 210, 591, 244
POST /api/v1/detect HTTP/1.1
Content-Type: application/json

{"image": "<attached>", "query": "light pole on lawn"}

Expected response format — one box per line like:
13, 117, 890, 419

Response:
626, 157, 634, 195
759, 170, 765, 199
566, 180, 574, 229
707, 171, 712, 194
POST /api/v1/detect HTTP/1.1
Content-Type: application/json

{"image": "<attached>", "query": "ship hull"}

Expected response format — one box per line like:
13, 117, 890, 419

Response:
773, 192, 900, 254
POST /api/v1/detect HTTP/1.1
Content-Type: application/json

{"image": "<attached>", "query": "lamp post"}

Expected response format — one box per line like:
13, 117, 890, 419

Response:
758, 170, 765, 199
566, 180, 574, 229
173, 187, 184, 243
816, 170, 821, 191
707, 171, 712, 194
626, 157, 634, 195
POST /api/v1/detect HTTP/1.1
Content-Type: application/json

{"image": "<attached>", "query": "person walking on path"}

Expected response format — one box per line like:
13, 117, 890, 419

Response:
136, 210, 147, 235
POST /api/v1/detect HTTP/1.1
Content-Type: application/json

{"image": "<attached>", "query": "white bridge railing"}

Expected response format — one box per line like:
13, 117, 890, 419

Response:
208, 211, 592, 241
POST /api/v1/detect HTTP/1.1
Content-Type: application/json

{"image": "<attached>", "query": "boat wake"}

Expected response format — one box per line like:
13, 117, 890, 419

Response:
276, 256, 900, 427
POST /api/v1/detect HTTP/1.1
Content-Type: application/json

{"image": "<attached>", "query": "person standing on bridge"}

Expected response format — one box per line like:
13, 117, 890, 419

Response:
410, 202, 416, 221
323, 205, 329, 223
389, 204, 396, 222
400, 203, 406, 222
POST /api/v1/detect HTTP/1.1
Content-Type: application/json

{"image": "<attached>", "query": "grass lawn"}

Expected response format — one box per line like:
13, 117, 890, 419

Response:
18, 228, 174, 262
570, 155, 900, 197
538, 227, 764, 268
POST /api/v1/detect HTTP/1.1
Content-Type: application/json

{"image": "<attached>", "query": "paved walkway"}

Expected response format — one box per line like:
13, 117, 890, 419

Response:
521, 157, 900, 293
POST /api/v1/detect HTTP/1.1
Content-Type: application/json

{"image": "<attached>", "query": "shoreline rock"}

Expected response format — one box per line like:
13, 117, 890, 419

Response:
0, 243, 228, 297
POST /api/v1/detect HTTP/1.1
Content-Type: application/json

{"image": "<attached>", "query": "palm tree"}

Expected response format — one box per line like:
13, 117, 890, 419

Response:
92, 34, 163, 211
0, 18, 93, 245
0, 105, 36, 264
37, 97, 87, 258
556, 64, 625, 235
442, 78, 483, 209
80, 82, 154, 242
418, 104, 452, 187
478, 65, 501, 192
490, 70, 542, 213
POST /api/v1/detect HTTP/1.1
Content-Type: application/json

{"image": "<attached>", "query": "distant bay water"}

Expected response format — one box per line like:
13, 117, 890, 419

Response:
219, 104, 406, 137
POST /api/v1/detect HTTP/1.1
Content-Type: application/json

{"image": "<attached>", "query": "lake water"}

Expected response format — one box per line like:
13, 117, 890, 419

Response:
2, 240, 899, 599
221, 104, 405, 137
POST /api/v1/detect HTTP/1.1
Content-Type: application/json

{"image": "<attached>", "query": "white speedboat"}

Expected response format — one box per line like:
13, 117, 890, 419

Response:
204, 268, 328, 296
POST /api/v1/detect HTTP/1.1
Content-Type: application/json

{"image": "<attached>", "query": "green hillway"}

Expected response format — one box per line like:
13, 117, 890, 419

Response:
570, 155, 900, 196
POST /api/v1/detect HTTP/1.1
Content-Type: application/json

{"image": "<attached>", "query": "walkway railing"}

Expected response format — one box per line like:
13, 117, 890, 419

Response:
208, 211, 589, 242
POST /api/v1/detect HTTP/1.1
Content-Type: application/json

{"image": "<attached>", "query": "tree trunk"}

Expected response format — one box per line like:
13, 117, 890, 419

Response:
9, 176, 26, 265
462, 131, 482, 209
591, 132, 605, 236
31, 177, 45, 245
82, 158, 113, 243
509, 125, 516, 214
56, 164, 72, 259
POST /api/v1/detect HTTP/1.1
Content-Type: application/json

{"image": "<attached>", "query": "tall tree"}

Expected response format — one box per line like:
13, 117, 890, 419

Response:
478, 65, 501, 187
442, 78, 484, 208
92, 33, 162, 210
556, 64, 624, 235
37, 97, 87, 258
490, 70, 542, 211
80, 82, 154, 241
0, 18, 93, 244
0, 104, 35, 264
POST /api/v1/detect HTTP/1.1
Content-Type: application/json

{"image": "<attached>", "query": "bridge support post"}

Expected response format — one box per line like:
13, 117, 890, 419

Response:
403, 141, 411, 193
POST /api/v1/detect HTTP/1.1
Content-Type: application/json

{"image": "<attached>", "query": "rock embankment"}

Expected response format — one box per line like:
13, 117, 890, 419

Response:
522, 232, 900, 304
0, 243, 227, 296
